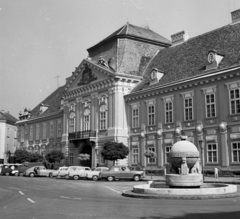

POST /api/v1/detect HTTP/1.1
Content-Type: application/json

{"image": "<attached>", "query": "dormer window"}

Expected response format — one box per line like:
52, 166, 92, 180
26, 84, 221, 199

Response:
149, 68, 164, 85
206, 50, 224, 70
39, 103, 49, 114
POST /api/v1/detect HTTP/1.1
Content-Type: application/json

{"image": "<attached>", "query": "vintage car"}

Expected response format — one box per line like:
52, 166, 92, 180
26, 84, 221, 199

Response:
68, 166, 94, 180
0, 164, 23, 176
49, 166, 68, 178
24, 166, 53, 177
99, 165, 145, 181
86, 167, 109, 181
56, 166, 79, 179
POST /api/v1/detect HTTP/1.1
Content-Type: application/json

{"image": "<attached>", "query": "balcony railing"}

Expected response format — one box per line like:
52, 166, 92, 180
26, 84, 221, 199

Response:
68, 130, 96, 140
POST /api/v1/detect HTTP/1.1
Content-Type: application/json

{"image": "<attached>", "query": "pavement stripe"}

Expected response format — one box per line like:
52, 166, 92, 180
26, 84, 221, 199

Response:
105, 186, 121, 194
19, 191, 24, 195
27, 198, 35, 203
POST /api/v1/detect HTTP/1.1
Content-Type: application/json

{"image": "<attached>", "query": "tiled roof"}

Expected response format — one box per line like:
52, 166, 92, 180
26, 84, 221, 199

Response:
0, 111, 18, 124
88, 23, 171, 51
30, 85, 66, 118
132, 23, 240, 92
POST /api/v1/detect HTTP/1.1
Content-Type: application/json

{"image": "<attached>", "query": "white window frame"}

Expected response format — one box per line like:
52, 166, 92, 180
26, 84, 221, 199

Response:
42, 123, 47, 139
69, 112, 75, 133
165, 146, 172, 163
145, 99, 156, 126
181, 91, 194, 121
83, 109, 90, 131
130, 102, 140, 128
231, 141, 240, 163
162, 95, 174, 124
225, 81, 240, 115
99, 105, 107, 130
147, 146, 156, 164
202, 86, 217, 118
132, 148, 139, 164
206, 143, 218, 163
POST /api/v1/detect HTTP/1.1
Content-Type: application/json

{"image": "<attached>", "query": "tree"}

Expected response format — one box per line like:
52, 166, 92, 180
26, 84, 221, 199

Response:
29, 152, 43, 162
14, 149, 31, 163
78, 153, 90, 166
144, 150, 157, 180
45, 150, 64, 164
101, 141, 129, 166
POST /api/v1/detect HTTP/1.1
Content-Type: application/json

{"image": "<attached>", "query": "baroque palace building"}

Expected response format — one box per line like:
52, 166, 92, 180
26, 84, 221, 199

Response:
16, 9, 240, 170
125, 9, 240, 170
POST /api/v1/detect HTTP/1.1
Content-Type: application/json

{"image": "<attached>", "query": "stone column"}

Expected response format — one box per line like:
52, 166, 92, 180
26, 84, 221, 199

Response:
156, 128, 164, 167
91, 93, 98, 131
76, 97, 82, 132
219, 122, 229, 167
140, 130, 146, 167
108, 88, 113, 134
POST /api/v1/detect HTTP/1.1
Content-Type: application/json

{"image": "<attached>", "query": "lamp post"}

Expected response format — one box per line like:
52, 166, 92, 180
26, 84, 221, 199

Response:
199, 140, 205, 182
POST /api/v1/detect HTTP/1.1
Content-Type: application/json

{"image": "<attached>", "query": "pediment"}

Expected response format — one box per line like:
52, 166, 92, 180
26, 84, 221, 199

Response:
65, 59, 115, 92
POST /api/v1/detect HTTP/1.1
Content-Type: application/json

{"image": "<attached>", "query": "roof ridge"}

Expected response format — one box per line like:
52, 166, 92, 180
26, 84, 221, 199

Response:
117, 23, 128, 35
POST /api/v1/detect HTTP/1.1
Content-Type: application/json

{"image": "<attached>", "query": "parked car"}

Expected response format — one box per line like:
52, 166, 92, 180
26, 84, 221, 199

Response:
24, 166, 53, 177
68, 166, 93, 180
87, 167, 109, 181
49, 166, 68, 178
56, 166, 79, 179
0, 164, 22, 176
99, 165, 145, 181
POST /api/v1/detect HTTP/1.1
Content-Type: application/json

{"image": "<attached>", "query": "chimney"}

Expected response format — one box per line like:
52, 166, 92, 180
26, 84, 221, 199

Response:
171, 31, 189, 46
231, 9, 240, 24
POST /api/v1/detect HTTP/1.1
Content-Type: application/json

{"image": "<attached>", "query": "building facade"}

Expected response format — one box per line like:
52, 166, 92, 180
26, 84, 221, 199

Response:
61, 23, 171, 167
16, 86, 65, 158
0, 110, 18, 163
125, 10, 240, 170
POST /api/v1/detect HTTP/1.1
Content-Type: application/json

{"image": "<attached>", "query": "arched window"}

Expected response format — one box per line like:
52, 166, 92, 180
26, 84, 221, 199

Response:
99, 105, 107, 130
69, 112, 75, 133
83, 109, 90, 131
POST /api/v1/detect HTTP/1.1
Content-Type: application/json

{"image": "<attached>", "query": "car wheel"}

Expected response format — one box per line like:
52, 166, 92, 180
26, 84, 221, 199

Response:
133, 175, 140, 181
15, 172, 19, 176
92, 175, 98, 181
107, 176, 114, 182
49, 173, 53, 177
29, 172, 35, 177
73, 175, 79, 180
57, 175, 61, 179
5, 172, 10, 176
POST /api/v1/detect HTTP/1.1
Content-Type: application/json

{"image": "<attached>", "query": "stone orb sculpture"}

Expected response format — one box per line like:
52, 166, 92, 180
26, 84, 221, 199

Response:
166, 137, 203, 188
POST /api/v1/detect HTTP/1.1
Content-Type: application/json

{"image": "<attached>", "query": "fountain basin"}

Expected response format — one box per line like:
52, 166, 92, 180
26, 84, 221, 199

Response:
132, 182, 237, 196
166, 174, 203, 187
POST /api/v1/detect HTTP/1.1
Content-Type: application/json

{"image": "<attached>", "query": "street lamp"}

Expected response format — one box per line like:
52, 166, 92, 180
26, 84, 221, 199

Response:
199, 140, 205, 182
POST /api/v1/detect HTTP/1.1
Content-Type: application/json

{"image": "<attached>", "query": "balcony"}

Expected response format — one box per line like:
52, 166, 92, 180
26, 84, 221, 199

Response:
68, 130, 97, 140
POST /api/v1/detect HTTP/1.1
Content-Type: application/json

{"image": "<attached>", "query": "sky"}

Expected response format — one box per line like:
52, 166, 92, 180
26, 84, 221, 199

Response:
1, 0, 240, 119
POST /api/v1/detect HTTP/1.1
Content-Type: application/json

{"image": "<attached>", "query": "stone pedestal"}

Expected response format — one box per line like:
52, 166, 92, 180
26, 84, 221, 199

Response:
166, 174, 203, 188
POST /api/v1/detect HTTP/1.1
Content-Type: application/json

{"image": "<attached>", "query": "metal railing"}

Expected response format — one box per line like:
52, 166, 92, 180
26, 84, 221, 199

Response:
68, 130, 96, 140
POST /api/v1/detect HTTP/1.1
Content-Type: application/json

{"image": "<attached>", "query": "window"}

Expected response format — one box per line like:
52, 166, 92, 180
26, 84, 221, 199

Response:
207, 143, 218, 163
29, 126, 33, 141
20, 127, 24, 142
36, 124, 39, 140
165, 102, 173, 123
69, 112, 75, 133
69, 153, 74, 164
147, 147, 156, 164
148, 105, 155, 126
57, 121, 62, 138
165, 146, 172, 163
42, 123, 46, 139
132, 108, 139, 128
99, 152, 105, 165
50, 122, 54, 138
230, 88, 240, 114
184, 98, 193, 121
132, 148, 139, 164
232, 142, 240, 162
131, 102, 140, 128
83, 109, 90, 131
99, 105, 107, 130
206, 93, 216, 118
